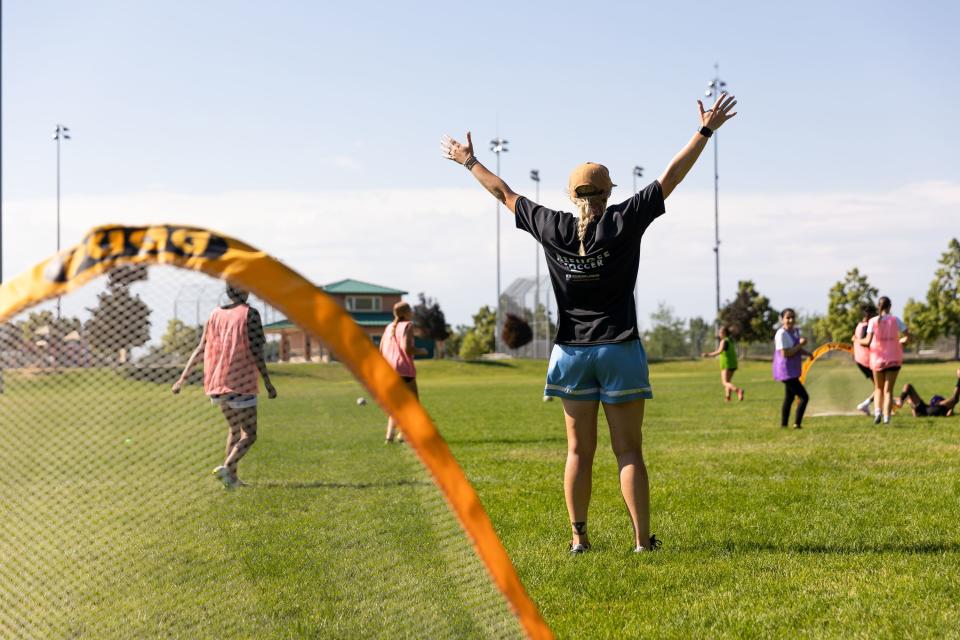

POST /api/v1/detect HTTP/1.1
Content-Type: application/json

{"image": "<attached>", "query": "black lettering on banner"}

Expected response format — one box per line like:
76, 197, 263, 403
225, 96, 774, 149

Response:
44, 225, 231, 283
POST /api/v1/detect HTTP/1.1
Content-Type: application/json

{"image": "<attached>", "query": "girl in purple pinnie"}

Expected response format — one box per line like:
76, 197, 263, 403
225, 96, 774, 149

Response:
773, 308, 812, 429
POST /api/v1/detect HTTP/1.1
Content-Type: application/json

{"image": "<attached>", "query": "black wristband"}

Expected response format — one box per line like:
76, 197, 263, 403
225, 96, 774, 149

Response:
699, 126, 713, 138
464, 156, 479, 170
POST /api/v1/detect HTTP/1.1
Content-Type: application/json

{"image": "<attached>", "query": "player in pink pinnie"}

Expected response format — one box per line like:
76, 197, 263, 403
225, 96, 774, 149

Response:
173, 285, 277, 488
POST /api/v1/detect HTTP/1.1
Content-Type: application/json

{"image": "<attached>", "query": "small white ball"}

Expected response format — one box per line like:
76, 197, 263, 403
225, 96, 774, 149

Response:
542, 395, 553, 402
356, 397, 367, 406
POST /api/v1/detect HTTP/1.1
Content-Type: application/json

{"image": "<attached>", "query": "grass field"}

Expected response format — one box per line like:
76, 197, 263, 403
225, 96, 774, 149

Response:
2, 358, 960, 638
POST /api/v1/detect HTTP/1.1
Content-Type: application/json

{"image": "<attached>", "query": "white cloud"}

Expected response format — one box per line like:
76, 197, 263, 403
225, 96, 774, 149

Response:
4, 181, 957, 329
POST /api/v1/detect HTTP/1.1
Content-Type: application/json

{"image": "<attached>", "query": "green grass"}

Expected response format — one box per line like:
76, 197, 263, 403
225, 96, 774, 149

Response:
2, 359, 960, 638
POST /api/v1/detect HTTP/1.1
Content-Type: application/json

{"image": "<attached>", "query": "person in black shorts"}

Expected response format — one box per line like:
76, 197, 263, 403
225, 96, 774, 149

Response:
442, 93, 738, 554
896, 368, 960, 418
852, 304, 878, 415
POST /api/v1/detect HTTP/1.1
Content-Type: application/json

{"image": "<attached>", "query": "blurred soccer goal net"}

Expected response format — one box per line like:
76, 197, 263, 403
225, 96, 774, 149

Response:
800, 343, 875, 417
0, 225, 550, 639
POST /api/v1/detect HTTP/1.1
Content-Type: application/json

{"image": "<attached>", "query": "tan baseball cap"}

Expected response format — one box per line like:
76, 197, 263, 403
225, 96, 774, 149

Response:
568, 162, 616, 196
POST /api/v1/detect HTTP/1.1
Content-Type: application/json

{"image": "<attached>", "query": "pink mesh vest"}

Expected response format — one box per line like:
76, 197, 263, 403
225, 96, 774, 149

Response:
380, 321, 416, 378
203, 305, 259, 396
869, 314, 903, 371
853, 321, 870, 367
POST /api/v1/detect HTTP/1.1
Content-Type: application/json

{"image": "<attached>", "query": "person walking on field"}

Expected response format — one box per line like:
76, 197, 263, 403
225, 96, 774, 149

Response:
857, 296, 910, 425
773, 308, 811, 429
442, 93, 738, 553
852, 304, 878, 416
173, 284, 277, 488
380, 301, 425, 444
701, 325, 744, 402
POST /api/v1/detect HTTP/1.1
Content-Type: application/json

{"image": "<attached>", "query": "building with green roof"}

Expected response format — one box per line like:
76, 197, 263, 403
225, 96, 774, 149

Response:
264, 278, 415, 362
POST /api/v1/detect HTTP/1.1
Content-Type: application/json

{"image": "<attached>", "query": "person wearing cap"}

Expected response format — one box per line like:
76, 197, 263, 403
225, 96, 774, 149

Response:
441, 93, 737, 554
173, 284, 278, 489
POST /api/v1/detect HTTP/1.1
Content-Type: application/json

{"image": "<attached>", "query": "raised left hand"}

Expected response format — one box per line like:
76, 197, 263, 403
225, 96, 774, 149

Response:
441, 132, 474, 165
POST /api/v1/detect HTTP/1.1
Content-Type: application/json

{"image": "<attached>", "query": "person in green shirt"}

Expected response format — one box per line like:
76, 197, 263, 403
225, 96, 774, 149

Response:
701, 326, 744, 402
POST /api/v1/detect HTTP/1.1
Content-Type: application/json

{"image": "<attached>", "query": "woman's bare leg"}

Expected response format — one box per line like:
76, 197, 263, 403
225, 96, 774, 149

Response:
385, 415, 399, 442
561, 399, 599, 547
881, 369, 899, 419
385, 379, 418, 443
872, 371, 883, 419
942, 369, 960, 413
223, 406, 258, 477
720, 370, 732, 401
602, 399, 649, 549
221, 406, 242, 476
721, 369, 741, 401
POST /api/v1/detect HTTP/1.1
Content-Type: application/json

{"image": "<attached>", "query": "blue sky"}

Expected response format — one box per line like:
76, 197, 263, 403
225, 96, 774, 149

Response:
4, 0, 959, 327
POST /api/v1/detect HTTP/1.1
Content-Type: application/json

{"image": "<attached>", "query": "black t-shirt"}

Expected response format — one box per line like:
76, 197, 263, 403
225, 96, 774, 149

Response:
514, 180, 666, 345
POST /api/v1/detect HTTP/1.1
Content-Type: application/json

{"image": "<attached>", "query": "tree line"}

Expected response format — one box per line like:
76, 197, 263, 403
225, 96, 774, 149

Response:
440, 237, 960, 361
2, 266, 153, 367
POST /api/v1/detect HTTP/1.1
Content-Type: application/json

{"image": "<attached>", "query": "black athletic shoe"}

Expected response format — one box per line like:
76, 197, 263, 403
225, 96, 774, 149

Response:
634, 535, 662, 553
873, 414, 882, 425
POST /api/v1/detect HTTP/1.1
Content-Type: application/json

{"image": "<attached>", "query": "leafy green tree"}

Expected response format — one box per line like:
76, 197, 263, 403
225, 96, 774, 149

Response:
18, 310, 82, 345
413, 293, 451, 342
413, 293, 451, 358
459, 331, 488, 360
688, 316, 712, 358
822, 268, 878, 341
161, 319, 202, 358
796, 311, 831, 347
643, 302, 688, 360
458, 305, 496, 359
923, 238, 960, 359
444, 324, 467, 358
903, 297, 938, 352
0, 322, 20, 350
718, 280, 778, 347
85, 270, 152, 361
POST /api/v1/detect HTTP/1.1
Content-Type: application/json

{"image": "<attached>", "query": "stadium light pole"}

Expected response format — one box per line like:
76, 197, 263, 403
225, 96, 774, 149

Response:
530, 169, 540, 358
53, 124, 71, 319
632, 165, 643, 321
705, 65, 727, 318
490, 135, 508, 353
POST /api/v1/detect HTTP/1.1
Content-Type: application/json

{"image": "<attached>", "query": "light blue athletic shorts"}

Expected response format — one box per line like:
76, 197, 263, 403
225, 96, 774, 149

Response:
544, 340, 653, 403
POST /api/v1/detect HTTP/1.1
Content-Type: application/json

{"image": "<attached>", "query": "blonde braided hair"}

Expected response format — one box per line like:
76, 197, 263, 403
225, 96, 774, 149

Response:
572, 192, 609, 256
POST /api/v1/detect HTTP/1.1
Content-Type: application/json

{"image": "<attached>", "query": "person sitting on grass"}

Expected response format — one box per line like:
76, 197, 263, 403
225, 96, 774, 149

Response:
895, 369, 960, 418
172, 284, 277, 488
701, 325, 744, 402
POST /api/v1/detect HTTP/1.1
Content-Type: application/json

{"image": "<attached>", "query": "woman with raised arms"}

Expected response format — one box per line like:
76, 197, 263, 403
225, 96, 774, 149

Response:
441, 93, 738, 554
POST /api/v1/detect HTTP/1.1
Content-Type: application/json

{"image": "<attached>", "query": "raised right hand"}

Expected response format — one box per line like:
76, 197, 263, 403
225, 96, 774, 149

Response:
698, 93, 738, 131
